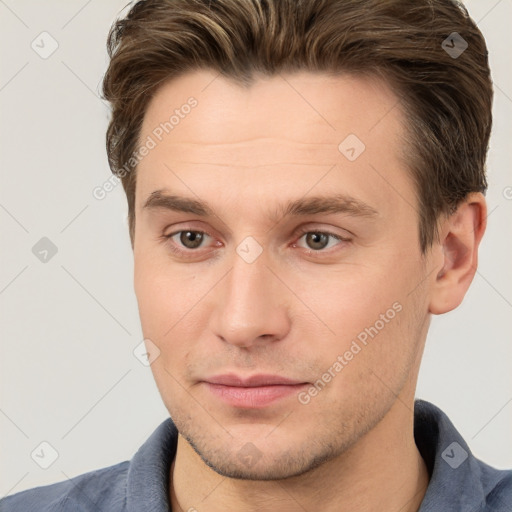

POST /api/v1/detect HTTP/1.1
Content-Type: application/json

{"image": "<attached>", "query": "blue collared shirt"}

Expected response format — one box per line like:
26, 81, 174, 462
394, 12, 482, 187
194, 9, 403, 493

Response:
1, 400, 511, 511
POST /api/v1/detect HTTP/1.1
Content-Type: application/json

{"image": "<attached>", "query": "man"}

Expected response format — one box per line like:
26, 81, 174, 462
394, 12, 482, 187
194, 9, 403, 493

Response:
2, 0, 510, 510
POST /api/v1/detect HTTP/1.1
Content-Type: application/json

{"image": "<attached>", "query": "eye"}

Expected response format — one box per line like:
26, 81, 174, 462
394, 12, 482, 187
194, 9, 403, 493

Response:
165, 230, 212, 251
295, 229, 348, 252
161, 226, 350, 258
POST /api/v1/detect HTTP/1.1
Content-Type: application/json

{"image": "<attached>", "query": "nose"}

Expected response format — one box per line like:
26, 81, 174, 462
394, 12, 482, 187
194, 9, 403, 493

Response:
209, 249, 291, 349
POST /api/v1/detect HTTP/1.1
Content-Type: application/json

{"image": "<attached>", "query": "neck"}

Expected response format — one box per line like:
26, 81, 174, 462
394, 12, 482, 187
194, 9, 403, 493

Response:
169, 396, 429, 512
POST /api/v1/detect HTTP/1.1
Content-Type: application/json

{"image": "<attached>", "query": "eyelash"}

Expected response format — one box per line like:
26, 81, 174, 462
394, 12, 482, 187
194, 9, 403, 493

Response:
161, 226, 350, 258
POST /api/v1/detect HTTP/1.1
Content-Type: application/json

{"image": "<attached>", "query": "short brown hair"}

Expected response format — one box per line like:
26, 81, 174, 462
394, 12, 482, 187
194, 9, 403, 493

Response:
102, 0, 492, 252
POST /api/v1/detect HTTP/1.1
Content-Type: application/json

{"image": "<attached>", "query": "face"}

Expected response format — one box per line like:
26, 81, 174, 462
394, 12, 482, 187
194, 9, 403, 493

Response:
133, 70, 433, 480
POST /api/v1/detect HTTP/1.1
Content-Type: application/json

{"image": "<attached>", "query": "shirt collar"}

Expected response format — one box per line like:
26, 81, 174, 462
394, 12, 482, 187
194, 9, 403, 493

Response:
126, 419, 178, 511
415, 399, 486, 511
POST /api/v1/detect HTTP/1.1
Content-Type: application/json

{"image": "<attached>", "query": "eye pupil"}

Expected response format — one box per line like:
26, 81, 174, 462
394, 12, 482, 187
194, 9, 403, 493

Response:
180, 231, 203, 249
306, 232, 329, 250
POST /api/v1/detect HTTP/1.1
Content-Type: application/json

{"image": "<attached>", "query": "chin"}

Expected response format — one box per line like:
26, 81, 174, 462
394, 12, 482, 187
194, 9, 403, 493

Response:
185, 431, 339, 481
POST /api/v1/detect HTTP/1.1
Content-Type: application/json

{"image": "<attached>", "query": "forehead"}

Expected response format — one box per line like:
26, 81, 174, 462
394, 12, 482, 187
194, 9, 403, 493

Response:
136, 69, 412, 219
141, 69, 404, 149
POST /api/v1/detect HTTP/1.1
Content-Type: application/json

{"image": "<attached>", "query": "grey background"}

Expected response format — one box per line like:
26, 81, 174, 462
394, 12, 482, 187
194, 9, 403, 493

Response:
1, 0, 511, 497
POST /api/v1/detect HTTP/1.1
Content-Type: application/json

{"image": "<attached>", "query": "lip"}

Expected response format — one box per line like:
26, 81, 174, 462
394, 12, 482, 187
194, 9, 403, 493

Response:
205, 373, 306, 387
202, 374, 309, 408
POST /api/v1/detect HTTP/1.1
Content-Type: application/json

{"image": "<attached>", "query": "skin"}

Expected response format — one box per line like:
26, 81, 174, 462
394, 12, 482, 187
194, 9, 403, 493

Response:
132, 70, 486, 511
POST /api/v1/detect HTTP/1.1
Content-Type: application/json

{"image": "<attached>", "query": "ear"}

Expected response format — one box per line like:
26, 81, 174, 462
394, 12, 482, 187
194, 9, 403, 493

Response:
428, 192, 487, 315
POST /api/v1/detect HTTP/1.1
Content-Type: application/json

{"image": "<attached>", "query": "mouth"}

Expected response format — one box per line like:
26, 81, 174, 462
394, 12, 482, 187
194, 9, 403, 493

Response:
201, 374, 309, 408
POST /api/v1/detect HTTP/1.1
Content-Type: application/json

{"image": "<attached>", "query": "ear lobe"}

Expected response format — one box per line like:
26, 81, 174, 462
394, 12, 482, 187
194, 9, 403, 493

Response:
429, 193, 487, 315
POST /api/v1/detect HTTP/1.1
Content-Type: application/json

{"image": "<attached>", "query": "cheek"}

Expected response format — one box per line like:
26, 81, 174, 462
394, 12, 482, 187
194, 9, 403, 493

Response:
300, 300, 420, 424
134, 254, 209, 382
301, 265, 407, 339
134, 248, 196, 336
304, 259, 426, 386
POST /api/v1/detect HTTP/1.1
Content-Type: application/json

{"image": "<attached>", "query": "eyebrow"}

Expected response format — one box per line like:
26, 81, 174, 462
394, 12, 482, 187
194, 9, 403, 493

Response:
142, 189, 379, 221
